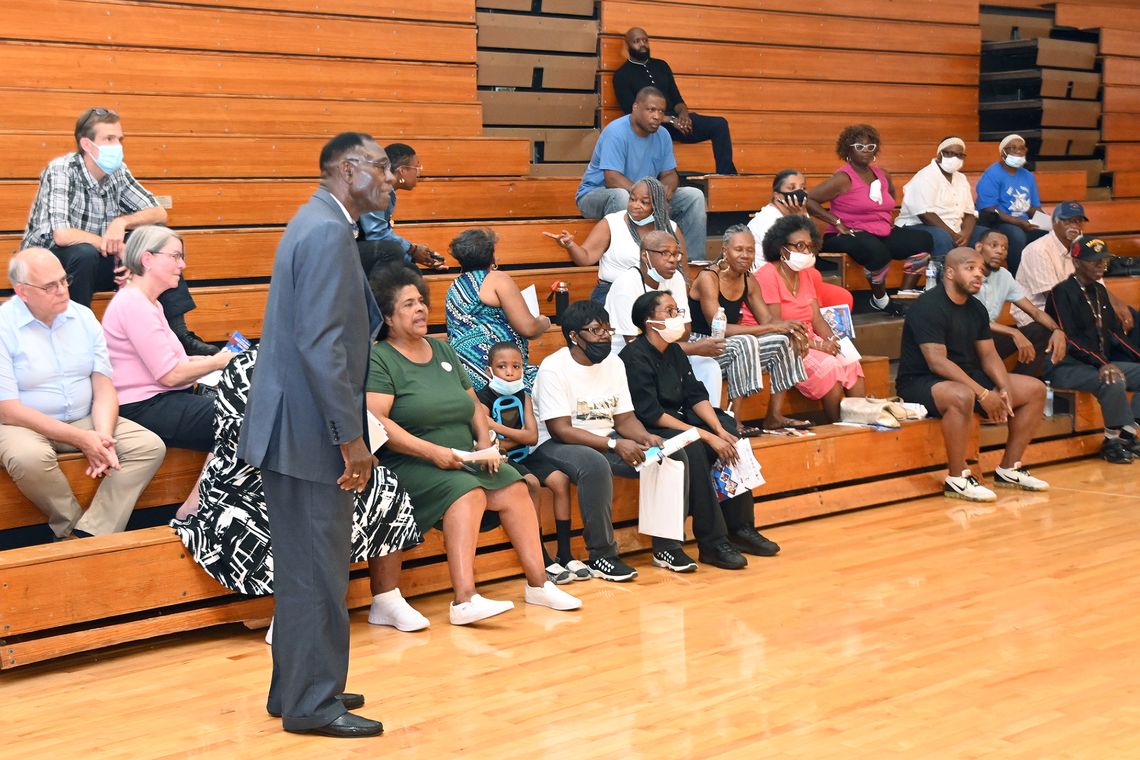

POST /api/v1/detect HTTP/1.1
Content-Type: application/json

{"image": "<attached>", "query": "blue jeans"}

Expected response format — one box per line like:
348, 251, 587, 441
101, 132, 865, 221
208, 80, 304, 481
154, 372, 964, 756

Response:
577, 185, 707, 261
903, 224, 990, 261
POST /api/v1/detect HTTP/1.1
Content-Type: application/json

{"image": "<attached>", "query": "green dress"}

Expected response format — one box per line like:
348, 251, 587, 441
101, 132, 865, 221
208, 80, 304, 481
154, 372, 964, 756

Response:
367, 339, 521, 532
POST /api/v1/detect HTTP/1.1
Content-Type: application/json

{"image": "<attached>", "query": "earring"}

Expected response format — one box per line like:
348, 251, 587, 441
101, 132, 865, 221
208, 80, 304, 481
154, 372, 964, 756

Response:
397, 177, 405, 185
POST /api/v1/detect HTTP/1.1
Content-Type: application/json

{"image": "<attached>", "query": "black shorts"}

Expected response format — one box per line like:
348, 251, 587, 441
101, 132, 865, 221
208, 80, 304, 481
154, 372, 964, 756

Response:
897, 371, 995, 419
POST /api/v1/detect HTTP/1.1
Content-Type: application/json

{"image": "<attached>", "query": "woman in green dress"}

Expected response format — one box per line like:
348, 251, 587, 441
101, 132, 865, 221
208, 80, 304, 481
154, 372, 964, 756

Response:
365, 264, 582, 627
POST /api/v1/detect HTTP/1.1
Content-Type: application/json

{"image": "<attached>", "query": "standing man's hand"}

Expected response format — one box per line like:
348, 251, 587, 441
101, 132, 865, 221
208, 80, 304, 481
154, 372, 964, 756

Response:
337, 437, 376, 492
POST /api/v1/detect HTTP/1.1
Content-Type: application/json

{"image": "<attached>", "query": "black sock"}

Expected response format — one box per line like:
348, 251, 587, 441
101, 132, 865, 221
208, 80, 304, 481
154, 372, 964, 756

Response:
541, 543, 555, 567
555, 519, 573, 564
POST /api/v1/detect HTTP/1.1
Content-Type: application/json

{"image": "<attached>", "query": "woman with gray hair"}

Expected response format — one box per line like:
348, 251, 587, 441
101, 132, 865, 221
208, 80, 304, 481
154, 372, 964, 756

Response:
546, 176, 685, 303
101, 225, 232, 451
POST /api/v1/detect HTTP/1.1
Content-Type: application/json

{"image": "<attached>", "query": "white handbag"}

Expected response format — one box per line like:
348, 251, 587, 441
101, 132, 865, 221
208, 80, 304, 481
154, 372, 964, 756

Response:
638, 456, 686, 541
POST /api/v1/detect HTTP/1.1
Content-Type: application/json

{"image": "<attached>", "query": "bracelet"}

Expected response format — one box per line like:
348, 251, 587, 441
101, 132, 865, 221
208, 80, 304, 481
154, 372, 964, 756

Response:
978, 389, 989, 401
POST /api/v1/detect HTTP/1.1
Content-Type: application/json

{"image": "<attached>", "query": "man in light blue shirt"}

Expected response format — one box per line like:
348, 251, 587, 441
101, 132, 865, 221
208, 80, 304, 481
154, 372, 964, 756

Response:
576, 87, 707, 260
0, 248, 165, 540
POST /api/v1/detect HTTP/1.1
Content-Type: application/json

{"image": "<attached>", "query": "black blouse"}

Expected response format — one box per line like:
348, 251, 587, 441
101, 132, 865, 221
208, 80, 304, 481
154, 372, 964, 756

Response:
618, 334, 709, 427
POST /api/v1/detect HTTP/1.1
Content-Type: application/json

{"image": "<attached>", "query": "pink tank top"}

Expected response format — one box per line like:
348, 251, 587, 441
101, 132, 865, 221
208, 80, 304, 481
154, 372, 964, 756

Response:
827, 163, 895, 237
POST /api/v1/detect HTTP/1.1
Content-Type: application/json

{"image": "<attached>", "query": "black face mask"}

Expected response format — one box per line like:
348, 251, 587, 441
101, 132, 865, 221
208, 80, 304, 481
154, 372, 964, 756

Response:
575, 336, 612, 365
781, 189, 808, 205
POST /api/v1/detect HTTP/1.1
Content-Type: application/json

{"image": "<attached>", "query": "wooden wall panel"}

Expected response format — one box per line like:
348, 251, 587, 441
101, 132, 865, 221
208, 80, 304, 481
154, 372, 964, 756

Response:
644, 0, 979, 25
1101, 29, 1140, 59
1104, 86, 1140, 114
156, 0, 475, 23
1104, 58, 1140, 88
0, 0, 475, 62
0, 42, 476, 103
600, 1, 980, 56
1055, 3, 1140, 32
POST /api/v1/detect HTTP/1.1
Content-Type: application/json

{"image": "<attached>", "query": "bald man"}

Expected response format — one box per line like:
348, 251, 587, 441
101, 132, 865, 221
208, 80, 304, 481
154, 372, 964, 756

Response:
612, 27, 737, 175
896, 247, 1048, 502
0, 249, 165, 540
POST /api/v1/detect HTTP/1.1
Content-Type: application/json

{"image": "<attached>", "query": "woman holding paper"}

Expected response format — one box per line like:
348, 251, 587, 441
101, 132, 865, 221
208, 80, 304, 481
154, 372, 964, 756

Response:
369, 264, 580, 626
755, 215, 866, 422
445, 227, 551, 391
621, 290, 779, 564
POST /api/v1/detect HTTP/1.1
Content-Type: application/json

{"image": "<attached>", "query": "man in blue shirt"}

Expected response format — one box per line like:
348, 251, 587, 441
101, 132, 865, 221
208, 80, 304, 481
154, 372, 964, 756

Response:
0, 248, 165, 540
576, 87, 707, 260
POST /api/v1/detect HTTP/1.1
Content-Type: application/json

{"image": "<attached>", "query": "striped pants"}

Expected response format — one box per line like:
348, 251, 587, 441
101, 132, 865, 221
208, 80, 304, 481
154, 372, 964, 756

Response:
692, 332, 807, 401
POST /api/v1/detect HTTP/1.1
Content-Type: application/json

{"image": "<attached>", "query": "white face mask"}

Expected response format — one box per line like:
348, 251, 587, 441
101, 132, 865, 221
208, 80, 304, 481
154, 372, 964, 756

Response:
783, 249, 816, 272
1003, 154, 1027, 169
939, 155, 964, 173
648, 315, 686, 343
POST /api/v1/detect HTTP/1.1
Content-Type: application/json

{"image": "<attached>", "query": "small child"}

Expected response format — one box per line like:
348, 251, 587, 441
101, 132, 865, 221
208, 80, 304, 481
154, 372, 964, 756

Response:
477, 342, 589, 584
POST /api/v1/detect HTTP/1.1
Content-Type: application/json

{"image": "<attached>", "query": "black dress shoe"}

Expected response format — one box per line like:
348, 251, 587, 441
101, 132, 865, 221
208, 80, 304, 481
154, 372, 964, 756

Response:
268, 692, 365, 718
176, 328, 220, 356
697, 542, 748, 570
285, 711, 383, 738
729, 526, 781, 557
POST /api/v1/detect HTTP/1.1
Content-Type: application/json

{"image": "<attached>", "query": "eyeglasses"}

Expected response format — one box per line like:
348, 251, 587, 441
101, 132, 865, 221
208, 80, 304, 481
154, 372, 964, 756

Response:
783, 241, 815, 253
653, 307, 687, 318
149, 250, 186, 262
644, 248, 683, 260
578, 326, 616, 339
20, 274, 73, 294
345, 156, 390, 172
399, 163, 424, 175
848, 143, 878, 153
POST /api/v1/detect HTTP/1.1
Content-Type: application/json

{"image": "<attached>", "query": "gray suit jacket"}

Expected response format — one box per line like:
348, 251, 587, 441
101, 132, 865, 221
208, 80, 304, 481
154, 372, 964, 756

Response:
238, 188, 380, 484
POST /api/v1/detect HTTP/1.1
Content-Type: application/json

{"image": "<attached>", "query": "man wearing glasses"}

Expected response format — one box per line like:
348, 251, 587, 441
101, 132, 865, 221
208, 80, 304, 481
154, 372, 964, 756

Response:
20, 107, 216, 356
0, 249, 166, 541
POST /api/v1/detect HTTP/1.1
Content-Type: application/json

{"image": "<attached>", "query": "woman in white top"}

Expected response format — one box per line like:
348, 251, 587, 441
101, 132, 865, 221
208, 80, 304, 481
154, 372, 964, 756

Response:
746, 169, 810, 272
547, 176, 684, 303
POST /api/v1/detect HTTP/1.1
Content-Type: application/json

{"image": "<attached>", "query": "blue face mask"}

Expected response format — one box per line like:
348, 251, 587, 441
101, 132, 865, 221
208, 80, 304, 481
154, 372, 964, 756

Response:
630, 213, 655, 227
645, 260, 669, 284
92, 143, 124, 174
488, 375, 525, 396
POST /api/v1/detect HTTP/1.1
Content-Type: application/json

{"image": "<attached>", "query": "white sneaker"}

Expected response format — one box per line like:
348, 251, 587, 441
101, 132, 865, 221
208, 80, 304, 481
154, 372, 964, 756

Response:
368, 588, 430, 631
265, 618, 273, 645
564, 559, 592, 581
525, 581, 582, 611
545, 562, 573, 585
944, 469, 997, 502
994, 462, 1049, 491
449, 594, 514, 626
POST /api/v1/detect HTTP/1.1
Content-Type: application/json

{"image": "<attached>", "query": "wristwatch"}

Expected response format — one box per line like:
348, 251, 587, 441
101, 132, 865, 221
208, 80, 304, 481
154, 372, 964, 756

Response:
607, 437, 617, 450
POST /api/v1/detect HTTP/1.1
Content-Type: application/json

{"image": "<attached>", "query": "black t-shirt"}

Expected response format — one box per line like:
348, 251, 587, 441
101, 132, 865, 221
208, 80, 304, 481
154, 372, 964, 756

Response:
612, 59, 685, 115
476, 386, 526, 432
618, 334, 709, 426
897, 285, 992, 385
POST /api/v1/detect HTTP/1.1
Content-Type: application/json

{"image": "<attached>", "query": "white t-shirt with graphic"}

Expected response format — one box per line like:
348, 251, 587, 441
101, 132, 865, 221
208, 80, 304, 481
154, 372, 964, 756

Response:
534, 346, 635, 446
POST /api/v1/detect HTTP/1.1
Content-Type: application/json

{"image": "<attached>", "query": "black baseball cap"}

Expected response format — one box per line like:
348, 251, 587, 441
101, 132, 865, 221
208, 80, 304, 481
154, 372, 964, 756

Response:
1071, 237, 1111, 262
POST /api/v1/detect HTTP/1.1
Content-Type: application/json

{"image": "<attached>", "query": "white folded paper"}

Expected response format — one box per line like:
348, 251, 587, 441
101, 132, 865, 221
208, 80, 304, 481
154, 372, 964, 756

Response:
634, 427, 701, 472
366, 411, 389, 453
450, 446, 504, 464
196, 369, 223, 387
837, 336, 862, 363
1030, 210, 1053, 232
521, 284, 541, 318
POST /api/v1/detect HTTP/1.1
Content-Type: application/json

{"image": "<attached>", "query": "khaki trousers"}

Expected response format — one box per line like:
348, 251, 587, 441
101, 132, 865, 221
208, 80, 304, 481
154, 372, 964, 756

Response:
0, 416, 166, 538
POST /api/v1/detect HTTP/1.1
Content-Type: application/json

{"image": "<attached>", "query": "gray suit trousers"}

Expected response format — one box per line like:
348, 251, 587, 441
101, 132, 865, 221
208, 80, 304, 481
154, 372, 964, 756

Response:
263, 469, 355, 730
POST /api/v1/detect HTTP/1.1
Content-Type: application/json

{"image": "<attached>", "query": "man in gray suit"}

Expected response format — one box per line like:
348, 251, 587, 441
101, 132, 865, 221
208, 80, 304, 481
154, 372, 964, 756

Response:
239, 132, 392, 738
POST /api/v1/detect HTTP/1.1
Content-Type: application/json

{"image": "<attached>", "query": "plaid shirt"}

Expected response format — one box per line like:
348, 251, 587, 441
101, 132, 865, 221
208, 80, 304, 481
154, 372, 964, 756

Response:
21, 152, 159, 250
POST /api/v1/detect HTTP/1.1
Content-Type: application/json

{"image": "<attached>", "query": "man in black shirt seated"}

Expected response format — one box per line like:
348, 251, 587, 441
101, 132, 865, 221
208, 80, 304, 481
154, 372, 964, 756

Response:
1045, 237, 1140, 464
612, 27, 737, 176
897, 247, 1049, 502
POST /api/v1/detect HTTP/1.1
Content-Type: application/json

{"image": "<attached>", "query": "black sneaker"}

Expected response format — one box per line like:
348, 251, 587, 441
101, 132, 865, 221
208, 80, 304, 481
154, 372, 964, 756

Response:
586, 555, 638, 582
697, 542, 748, 570
651, 548, 698, 572
1121, 432, 1140, 457
728, 526, 781, 556
869, 297, 907, 317
1101, 438, 1134, 464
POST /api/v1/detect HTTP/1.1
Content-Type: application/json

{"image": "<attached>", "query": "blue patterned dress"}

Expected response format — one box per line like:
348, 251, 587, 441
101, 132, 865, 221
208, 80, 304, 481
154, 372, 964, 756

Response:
445, 269, 538, 390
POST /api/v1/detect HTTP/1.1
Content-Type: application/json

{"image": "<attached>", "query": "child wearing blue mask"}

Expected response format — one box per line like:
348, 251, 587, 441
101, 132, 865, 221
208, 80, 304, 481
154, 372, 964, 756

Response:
477, 342, 588, 584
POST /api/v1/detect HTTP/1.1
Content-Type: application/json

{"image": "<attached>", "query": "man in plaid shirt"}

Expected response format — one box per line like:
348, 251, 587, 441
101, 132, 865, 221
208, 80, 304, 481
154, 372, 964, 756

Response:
21, 107, 217, 355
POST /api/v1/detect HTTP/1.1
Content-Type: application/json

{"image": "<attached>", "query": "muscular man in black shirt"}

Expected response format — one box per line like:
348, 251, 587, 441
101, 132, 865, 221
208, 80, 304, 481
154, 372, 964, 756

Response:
897, 247, 1048, 501
612, 28, 737, 176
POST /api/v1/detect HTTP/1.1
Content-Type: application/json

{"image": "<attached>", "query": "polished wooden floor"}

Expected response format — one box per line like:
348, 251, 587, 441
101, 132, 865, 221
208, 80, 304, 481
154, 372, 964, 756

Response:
5, 459, 1140, 759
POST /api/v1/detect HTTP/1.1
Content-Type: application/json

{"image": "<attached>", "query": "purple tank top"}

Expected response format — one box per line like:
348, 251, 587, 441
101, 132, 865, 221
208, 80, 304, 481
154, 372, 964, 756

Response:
827, 163, 895, 237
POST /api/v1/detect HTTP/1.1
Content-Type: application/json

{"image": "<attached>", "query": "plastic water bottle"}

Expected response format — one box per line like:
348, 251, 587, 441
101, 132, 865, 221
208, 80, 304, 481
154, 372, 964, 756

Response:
924, 258, 939, 291
1044, 381, 1054, 417
710, 306, 727, 340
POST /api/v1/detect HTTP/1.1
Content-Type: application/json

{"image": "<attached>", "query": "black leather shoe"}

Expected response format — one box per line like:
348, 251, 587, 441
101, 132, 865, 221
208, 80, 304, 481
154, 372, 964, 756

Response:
176, 328, 220, 356
268, 692, 365, 718
284, 711, 383, 738
698, 542, 748, 570
1102, 438, 1134, 464
729, 526, 781, 556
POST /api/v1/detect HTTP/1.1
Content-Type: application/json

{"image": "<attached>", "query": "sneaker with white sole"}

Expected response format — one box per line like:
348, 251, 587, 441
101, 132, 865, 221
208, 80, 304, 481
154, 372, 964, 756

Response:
545, 562, 573, 585
524, 581, 582, 611
993, 462, 1049, 491
944, 469, 997, 502
651, 547, 698, 572
564, 559, 592, 581
449, 594, 514, 626
368, 588, 430, 631
586, 555, 638, 582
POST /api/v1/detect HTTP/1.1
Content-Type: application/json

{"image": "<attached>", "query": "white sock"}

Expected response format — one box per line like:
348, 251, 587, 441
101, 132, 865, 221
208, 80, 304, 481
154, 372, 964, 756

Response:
1105, 428, 1122, 440
373, 588, 402, 602
1124, 424, 1138, 437
871, 294, 889, 309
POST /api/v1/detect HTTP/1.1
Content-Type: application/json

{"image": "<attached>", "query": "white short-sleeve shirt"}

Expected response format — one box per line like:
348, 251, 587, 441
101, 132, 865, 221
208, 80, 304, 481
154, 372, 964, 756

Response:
533, 346, 635, 446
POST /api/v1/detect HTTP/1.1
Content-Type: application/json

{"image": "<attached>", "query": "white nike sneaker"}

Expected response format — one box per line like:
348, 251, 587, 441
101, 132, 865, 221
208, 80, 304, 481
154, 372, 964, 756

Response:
993, 462, 1049, 491
368, 588, 430, 631
944, 469, 997, 502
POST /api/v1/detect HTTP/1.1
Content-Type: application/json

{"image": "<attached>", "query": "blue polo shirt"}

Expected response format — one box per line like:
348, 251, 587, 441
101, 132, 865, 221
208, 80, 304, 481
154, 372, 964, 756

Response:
576, 116, 676, 203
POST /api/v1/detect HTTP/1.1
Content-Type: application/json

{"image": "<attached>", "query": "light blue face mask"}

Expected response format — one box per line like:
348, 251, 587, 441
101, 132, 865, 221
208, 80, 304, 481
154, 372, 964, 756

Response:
488, 375, 525, 396
645, 263, 669, 284
629, 213, 655, 227
92, 143, 124, 174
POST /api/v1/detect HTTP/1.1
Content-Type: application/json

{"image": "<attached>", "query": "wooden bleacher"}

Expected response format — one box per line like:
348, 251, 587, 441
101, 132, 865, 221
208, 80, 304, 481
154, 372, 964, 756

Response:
0, 0, 1127, 668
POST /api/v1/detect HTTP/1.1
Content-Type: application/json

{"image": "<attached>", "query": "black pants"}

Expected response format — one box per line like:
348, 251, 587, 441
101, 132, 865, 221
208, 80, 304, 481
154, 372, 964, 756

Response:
822, 227, 933, 274
665, 112, 736, 175
51, 242, 195, 320
992, 322, 1053, 378
119, 388, 215, 452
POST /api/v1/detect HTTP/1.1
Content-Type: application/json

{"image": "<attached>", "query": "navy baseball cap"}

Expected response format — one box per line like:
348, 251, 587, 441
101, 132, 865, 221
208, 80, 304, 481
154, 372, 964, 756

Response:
1071, 237, 1111, 261
1054, 201, 1089, 221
